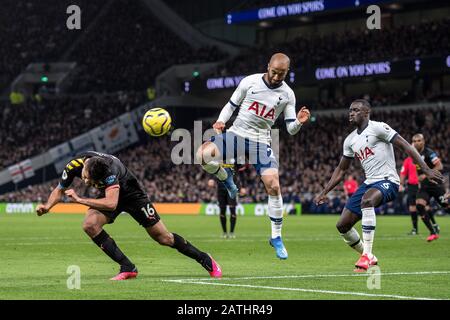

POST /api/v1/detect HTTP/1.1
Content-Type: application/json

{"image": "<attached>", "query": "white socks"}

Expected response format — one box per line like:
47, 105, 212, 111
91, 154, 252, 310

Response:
340, 228, 364, 254
268, 194, 283, 238
361, 207, 376, 256
201, 161, 228, 181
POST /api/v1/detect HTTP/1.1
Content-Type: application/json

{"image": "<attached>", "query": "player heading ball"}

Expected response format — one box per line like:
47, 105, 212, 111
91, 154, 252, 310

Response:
196, 53, 311, 260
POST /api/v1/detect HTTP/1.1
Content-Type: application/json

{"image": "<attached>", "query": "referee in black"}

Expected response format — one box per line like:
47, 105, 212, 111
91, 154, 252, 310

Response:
209, 163, 249, 238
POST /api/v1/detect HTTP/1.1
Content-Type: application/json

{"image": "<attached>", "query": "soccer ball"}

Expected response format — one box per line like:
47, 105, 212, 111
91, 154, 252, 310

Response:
142, 108, 172, 137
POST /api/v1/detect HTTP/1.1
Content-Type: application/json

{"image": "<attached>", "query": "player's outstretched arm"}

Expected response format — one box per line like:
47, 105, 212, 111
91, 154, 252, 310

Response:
36, 186, 65, 216
297, 106, 311, 124
392, 135, 444, 184
315, 156, 352, 205
215, 100, 239, 133
286, 106, 311, 135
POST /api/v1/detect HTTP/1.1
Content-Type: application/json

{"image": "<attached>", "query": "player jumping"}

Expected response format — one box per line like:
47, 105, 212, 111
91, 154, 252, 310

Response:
36, 151, 222, 280
314, 100, 443, 272
196, 53, 310, 259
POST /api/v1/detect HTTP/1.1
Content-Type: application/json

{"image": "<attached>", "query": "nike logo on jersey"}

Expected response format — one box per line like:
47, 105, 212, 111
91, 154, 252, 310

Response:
248, 101, 275, 120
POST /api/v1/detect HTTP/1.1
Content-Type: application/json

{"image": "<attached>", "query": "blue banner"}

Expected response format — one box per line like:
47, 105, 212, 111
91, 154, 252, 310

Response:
227, 0, 394, 24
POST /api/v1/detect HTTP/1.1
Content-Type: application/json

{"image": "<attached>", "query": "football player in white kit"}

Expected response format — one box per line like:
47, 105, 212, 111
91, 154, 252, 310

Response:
315, 99, 443, 272
196, 53, 311, 259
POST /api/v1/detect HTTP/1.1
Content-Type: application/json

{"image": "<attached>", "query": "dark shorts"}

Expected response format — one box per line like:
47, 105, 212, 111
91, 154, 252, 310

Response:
218, 186, 237, 207
98, 195, 160, 228
345, 180, 399, 216
407, 184, 419, 206
417, 183, 448, 208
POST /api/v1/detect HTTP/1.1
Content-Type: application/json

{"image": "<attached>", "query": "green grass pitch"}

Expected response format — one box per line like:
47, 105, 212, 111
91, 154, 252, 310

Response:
0, 213, 449, 300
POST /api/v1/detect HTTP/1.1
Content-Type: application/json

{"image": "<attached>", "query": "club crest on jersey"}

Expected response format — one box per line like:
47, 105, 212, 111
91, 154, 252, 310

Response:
105, 175, 116, 185
355, 147, 375, 161
248, 101, 275, 120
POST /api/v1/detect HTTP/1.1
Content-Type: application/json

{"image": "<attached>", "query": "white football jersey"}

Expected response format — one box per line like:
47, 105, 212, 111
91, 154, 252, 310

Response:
227, 73, 297, 144
343, 120, 400, 185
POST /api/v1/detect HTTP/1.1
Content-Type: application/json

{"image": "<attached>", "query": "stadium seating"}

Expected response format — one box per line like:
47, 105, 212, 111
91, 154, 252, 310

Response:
2, 106, 447, 214
0, 0, 227, 93
211, 18, 450, 77
0, 0, 104, 92
0, 92, 144, 169
67, 0, 227, 93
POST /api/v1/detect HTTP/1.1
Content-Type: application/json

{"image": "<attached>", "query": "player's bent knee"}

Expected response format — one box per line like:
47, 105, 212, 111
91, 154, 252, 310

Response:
195, 145, 207, 164
360, 197, 375, 208
267, 184, 280, 196
199, 145, 219, 165
156, 232, 174, 246
82, 221, 101, 237
416, 199, 427, 207
336, 222, 351, 234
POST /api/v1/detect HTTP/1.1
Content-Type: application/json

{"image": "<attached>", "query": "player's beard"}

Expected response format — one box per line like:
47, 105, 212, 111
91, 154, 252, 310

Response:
268, 76, 282, 86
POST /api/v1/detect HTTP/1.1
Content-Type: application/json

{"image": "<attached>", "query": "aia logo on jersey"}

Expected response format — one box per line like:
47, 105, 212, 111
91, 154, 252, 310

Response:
248, 101, 275, 120
355, 147, 375, 161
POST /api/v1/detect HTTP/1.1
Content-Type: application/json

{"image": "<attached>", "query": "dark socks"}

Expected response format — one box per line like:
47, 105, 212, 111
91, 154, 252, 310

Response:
171, 233, 212, 271
417, 204, 435, 234
230, 207, 236, 233
428, 210, 436, 225
92, 230, 135, 272
410, 210, 418, 230
219, 207, 227, 233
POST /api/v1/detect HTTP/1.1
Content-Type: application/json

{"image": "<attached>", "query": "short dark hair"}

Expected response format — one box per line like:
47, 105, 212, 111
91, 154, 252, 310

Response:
351, 99, 371, 110
86, 157, 111, 181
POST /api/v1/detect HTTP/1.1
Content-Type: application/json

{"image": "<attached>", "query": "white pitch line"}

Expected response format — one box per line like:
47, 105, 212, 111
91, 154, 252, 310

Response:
173, 280, 443, 300
163, 271, 450, 283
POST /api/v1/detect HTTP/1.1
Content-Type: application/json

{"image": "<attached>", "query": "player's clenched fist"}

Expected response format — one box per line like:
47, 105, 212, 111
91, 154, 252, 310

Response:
297, 106, 311, 124
314, 193, 328, 206
212, 121, 225, 134
65, 189, 81, 203
36, 204, 49, 216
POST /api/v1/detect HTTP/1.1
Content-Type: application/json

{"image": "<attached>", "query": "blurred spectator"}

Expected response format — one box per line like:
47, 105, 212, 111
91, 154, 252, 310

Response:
344, 175, 359, 198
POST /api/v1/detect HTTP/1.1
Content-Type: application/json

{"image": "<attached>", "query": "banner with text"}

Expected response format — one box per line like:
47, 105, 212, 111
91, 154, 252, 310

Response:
201, 203, 302, 216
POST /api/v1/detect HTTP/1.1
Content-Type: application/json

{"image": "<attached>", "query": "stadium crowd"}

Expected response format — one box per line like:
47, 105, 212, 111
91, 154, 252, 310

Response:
0, 0, 227, 94
67, 0, 227, 93
0, 91, 144, 169
213, 18, 450, 76
2, 105, 448, 214
0, 0, 104, 92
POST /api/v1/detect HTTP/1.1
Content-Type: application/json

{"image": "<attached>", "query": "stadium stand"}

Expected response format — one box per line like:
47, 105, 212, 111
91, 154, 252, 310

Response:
0, 0, 448, 215
2, 106, 447, 214
67, 0, 228, 93
211, 18, 450, 76
0, 0, 104, 92
0, 92, 144, 168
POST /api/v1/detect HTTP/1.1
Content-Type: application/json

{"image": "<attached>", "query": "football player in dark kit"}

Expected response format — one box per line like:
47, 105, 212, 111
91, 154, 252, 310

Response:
209, 163, 250, 238
36, 151, 222, 280
209, 176, 237, 239
412, 134, 449, 242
